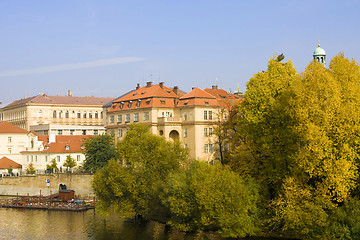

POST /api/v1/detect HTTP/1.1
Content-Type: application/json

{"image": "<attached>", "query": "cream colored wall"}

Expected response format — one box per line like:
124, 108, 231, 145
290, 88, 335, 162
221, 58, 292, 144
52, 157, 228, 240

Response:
0, 133, 43, 164
1, 104, 105, 131
22, 152, 86, 171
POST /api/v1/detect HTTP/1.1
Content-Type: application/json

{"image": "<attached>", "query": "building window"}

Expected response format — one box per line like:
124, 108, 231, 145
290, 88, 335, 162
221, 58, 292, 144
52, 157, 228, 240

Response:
95, 112, 98, 118
83, 112, 87, 118
205, 101, 209, 106
209, 144, 214, 153
224, 113, 228, 121
65, 111, 69, 118
31, 155, 33, 162
77, 112, 81, 118
144, 112, 149, 121
53, 111, 57, 118
183, 112, 187, 121
8, 148, 12, 154
27, 156, 29, 162
70, 130, 75, 135
209, 128, 213, 137
58, 130, 63, 135
128, 101, 132, 108
59, 111, 63, 118
110, 130, 115, 136
204, 144, 209, 153
38, 110, 43, 118
117, 115, 122, 123
8, 137, 12, 143
125, 114, 130, 123
209, 111, 213, 120
71, 111, 75, 118
82, 130, 86, 135
89, 112, 93, 118
110, 115, 114, 124
57, 156, 61, 162
204, 111, 208, 120
77, 155, 80, 161
184, 128, 187, 138
45, 156, 48, 162
118, 129, 123, 137
204, 128, 208, 137
184, 144, 188, 148
94, 130, 98, 135
65, 145, 70, 150
160, 100, 166, 105
137, 100, 141, 108
134, 113, 139, 122
35, 156, 38, 162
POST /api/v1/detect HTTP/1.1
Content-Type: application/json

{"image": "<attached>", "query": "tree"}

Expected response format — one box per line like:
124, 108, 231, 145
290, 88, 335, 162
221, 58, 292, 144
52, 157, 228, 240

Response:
46, 158, 58, 173
92, 124, 189, 221
162, 161, 260, 238
234, 54, 360, 239
7, 166, 13, 175
83, 134, 117, 172
25, 163, 35, 174
63, 155, 77, 172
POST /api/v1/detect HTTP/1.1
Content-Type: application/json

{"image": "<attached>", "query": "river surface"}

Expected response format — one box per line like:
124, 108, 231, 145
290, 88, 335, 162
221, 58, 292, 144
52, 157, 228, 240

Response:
0, 207, 226, 240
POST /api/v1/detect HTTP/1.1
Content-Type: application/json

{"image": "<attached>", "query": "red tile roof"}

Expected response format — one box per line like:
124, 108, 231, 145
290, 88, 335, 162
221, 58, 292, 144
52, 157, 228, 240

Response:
0, 157, 22, 169
0, 121, 29, 133
3, 95, 115, 108
110, 83, 185, 112
23, 135, 94, 154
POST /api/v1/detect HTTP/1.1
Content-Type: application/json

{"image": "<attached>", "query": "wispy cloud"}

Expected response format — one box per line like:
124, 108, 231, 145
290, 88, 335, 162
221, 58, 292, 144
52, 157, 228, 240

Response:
0, 57, 145, 77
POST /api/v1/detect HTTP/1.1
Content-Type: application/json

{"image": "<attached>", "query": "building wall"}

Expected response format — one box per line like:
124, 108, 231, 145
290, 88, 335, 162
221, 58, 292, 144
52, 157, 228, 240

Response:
0, 173, 94, 198
1, 104, 105, 131
0, 133, 42, 163
21, 152, 86, 171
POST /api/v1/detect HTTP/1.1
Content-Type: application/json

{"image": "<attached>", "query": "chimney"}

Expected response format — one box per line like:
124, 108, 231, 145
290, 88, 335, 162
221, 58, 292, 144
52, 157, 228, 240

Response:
173, 86, 179, 95
159, 82, 164, 89
212, 85, 218, 90
146, 81, 153, 87
136, 83, 140, 90
68, 90, 72, 96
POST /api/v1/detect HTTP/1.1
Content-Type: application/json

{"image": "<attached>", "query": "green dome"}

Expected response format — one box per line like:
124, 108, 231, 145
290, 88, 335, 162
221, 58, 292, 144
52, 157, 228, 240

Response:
313, 46, 326, 56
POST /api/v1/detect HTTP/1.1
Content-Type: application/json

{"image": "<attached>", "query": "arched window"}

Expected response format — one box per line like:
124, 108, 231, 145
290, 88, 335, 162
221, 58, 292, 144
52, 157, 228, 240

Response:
71, 111, 75, 118
59, 111, 63, 118
77, 111, 81, 118
95, 112, 98, 118
53, 111, 57, 118
89, 112, 92, 118
83, 112, 87, 118
38, 110, 43, 118
65, 111, 69, 118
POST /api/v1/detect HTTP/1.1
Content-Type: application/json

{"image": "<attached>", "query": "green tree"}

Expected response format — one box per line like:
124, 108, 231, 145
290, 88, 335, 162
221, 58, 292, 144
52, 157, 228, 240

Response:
92, 124, 189, 221
235, 54, 360, 239
7, 166, 13, 175
25, 163, 36, 174
83, 134, 117, 172
63, 155, 77, 172
162, 161, 260, 238
46, 158, 58, 173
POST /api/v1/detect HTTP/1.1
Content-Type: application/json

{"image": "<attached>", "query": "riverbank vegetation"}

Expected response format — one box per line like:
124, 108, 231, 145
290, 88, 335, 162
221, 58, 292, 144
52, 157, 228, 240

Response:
90, 53, 360, 239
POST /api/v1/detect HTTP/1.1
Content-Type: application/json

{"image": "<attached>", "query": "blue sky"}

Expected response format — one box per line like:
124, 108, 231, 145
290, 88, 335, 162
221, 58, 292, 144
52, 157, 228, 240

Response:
0, 0, 359, 105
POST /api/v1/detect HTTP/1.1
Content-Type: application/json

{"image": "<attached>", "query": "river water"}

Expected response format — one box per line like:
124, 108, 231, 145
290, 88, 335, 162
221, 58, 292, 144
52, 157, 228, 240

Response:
0, 207, 226, 240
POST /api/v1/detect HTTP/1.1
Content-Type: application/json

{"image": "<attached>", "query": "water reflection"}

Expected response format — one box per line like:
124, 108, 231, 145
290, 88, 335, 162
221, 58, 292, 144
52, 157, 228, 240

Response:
0, 208, 225, 240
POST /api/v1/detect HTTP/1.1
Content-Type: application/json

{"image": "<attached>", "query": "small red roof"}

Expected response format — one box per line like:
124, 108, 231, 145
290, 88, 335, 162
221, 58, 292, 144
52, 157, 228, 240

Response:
23, 135, 93, 154
4, 95, 115, 108
0, 157, 22, 169
0, 121, 28, 134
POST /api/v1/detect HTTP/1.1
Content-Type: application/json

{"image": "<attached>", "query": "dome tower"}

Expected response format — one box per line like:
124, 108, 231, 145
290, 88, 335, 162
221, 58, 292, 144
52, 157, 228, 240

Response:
313, 41, 326, 67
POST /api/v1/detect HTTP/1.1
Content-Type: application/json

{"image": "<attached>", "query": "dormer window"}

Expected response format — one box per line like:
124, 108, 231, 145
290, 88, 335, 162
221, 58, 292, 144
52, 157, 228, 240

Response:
137, 100, 141, 108
65, 145, 70, 150
146, 100, 150, 105
205, 101, 209, 106
120, 102, 124, 110
45, 146, 49, 150
112, 104, 117, 109
128, 101, 133, 108
161, 100, 166, 105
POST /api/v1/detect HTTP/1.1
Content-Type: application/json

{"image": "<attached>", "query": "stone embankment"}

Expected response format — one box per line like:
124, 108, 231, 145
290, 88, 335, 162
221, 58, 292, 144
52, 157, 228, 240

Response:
0, 173, 94, 198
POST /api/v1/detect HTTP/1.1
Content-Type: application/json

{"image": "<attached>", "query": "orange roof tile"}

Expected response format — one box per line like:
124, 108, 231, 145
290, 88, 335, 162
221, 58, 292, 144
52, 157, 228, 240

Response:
0, 157, 22, 169
3, 95, 115, 108
180, 88, 217, 100
23, 135, 93, 154
0, 121, 29, 133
